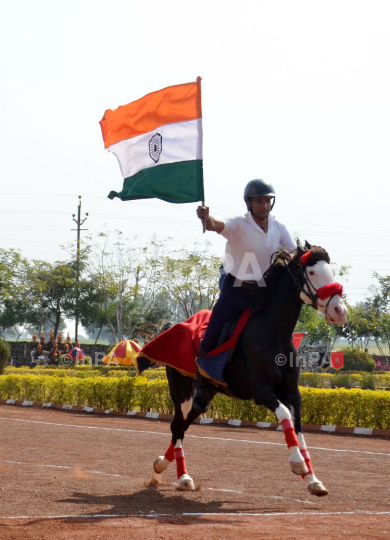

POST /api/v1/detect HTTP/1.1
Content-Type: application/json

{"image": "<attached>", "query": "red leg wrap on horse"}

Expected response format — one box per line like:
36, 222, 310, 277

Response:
164, 441, 175, 462
281, 419, 299, 449
174, 447, 188, 478
300, 448, 314, 477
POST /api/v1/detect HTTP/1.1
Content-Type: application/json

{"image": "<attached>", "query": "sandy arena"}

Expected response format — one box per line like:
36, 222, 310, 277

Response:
0, 404, 389, 539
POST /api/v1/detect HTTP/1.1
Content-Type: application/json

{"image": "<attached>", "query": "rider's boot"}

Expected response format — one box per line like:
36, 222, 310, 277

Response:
193, 342, 210, 414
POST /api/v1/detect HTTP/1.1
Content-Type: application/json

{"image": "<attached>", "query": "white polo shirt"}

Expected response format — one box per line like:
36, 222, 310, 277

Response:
220, 212, 296, 282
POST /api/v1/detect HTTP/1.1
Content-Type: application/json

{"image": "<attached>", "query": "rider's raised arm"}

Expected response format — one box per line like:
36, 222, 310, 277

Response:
196, 206, 225, 233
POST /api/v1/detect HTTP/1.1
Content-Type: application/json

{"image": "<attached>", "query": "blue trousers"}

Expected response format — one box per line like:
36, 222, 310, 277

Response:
201, 273, 255, 353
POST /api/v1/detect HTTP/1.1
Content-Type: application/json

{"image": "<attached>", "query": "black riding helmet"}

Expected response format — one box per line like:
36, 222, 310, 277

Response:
244, 179, 276, 210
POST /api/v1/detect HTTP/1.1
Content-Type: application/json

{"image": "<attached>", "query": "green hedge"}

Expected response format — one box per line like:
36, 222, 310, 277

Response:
3, 366, 129, 378
7, 367, 389, 388
299, 372, 390, 389
3, 365, 168, 380
1, 374, 390, 429
340, 348, 376, 372
0, 375, 173, 413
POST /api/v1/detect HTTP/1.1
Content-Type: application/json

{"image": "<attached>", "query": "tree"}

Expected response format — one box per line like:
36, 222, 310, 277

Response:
86, 232, 166, 342
368, 273, 390, 314
294, 304, 322, 333
366, 273, 390, 354
337, 303, 374, 350
0, 338, 11, 374
0, 248, 41, 339
294, 305, 338, 348
159, 242, 221, 319
374, 313, 390, 356
27, 259, 79, 338
306, 319, 337, 349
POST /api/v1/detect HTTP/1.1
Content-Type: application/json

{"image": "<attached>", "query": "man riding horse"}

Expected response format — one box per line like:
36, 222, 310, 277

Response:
193, 179, 296, 413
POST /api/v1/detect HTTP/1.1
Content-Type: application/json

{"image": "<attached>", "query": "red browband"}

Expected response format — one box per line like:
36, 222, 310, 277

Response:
300, 251, 312, 265
317, 282, 343, 300
301, 250, 331, 266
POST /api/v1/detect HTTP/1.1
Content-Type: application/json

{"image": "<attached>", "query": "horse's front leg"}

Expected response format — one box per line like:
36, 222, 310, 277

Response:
253, 386, 308, 475
287, 388, 328, 496
297, 432, 328, 497
153, 439, 175, 474
274, 401, 309, 475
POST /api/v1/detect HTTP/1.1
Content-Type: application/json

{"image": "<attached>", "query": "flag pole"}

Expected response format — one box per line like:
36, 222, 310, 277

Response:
197, 76, 206, 234
201, 200, 206, 233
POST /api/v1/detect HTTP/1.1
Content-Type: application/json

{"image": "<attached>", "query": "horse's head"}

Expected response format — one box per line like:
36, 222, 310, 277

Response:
293, 241, 347, 325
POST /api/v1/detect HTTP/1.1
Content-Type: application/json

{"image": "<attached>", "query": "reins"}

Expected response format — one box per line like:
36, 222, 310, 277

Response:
282, 256, 344, 318
262, 249, 343, 319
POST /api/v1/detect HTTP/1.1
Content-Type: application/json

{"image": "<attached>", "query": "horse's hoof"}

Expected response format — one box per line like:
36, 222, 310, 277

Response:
289, 461, 309, 475
178, 474, 195, 491
153, 456, 170, 474
307, 481, 328, 497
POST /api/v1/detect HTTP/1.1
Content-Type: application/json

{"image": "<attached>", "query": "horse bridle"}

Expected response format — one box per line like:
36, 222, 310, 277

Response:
282, 256, 344, 317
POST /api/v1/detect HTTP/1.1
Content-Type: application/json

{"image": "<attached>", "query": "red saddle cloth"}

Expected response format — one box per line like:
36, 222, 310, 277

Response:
136, 308, 251, 379
136, 310, 212, 378
136, 310, 305, 380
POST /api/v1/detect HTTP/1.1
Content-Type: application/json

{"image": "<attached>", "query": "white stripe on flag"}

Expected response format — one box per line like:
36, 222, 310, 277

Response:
108, 119, 202, 179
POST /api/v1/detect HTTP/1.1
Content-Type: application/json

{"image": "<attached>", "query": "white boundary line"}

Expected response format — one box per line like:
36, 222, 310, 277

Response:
4, 401, 390, 438
1, 416, 389, 457
1, 510, 390, 520
206, 488, 314, 504
2, 460, 126, 478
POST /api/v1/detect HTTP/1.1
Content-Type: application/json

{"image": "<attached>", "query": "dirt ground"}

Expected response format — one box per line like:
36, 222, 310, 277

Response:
0, 404, 389, 539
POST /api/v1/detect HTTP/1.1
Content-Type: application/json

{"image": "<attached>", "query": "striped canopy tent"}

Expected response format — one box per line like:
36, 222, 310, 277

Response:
66, 347, 86, 360
102, 340, 142, 366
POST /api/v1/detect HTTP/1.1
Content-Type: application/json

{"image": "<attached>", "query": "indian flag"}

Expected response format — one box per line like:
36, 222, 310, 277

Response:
100, 77, 204, 204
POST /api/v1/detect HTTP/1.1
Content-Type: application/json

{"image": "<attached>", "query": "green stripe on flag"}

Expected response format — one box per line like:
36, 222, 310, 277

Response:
108, 160, 204, 204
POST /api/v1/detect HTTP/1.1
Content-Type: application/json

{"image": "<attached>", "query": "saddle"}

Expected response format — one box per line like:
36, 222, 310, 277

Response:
196, 310, 252, 386
197, 315, 306, 387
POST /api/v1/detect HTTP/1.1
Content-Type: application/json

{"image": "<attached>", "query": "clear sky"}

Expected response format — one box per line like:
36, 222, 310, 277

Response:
1, 0, 390, 306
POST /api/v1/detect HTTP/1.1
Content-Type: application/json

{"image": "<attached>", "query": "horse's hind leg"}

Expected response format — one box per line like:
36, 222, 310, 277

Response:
170, 401, 197, 491
153, 417, 195, 491
153, 367, 196, 490
153, 435, 195, 490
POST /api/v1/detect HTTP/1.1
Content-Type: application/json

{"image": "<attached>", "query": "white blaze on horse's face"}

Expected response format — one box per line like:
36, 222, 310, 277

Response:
299, 260, 347, 325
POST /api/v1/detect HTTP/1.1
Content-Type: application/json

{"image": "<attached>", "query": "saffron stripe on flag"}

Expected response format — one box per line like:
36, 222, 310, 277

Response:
100, 82, 200, 148
108, 160, 204, 204
108, 119, 202, 180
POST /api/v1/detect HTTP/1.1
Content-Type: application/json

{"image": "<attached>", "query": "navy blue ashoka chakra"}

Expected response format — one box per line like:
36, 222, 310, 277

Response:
149, 133, 163, 163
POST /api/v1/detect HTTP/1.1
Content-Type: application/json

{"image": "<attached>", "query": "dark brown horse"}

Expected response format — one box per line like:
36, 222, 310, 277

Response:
152, 243, 347, 497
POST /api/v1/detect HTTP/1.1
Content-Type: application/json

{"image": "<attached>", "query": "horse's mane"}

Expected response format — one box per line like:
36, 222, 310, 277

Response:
253, 244, 331, 310
266, 244, 330, 280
